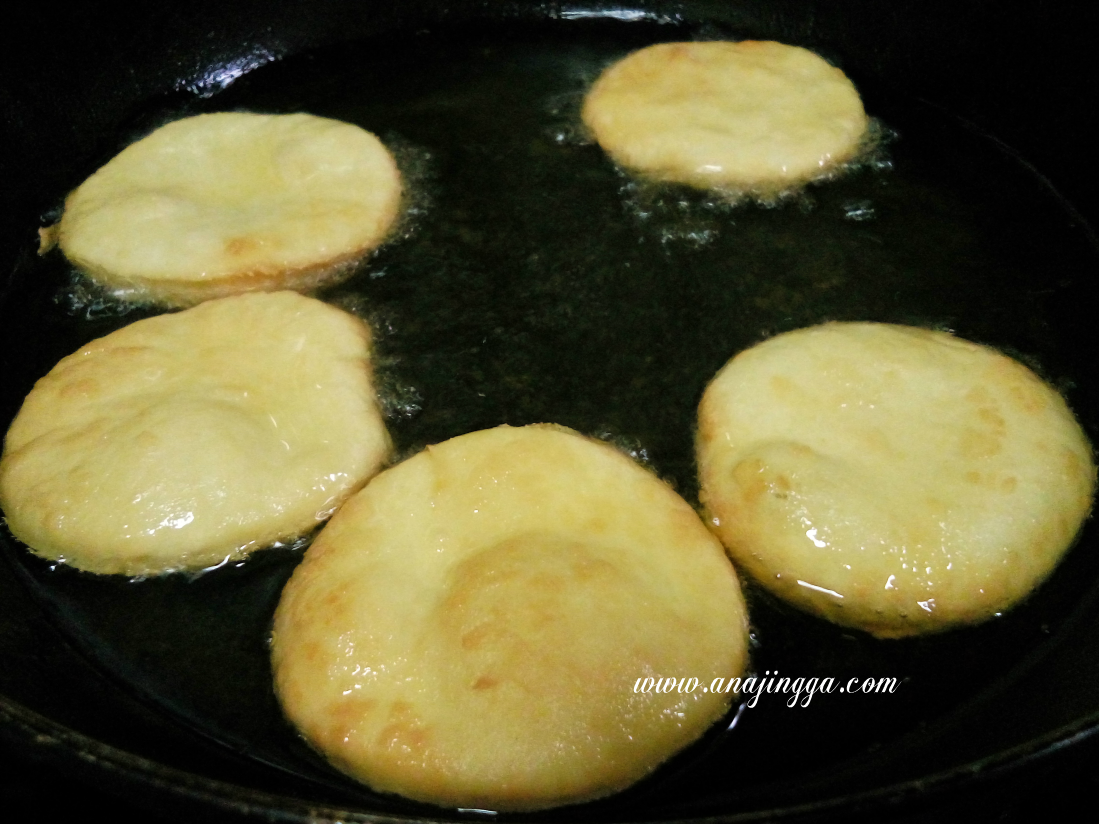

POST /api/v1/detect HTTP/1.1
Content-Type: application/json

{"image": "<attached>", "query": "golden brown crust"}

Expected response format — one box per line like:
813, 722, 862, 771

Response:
58, 112, 403, 307
272, 424, 749, 810
696, 323, 1095, 637
582, 41, 869, 193
0, 291, 392, 575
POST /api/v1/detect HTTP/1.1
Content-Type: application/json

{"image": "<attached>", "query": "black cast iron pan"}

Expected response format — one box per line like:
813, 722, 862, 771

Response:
4, 2, 1099, 821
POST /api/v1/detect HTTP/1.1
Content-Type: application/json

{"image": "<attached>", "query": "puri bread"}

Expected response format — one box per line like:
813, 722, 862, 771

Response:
272, 424, 749, 811
0, 291, 391, 576
697, 323, 1095, 638
58, 112, 402, 306
582, 41, 869, 192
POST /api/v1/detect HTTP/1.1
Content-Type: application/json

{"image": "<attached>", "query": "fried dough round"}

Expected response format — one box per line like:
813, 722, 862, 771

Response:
58, 112, 402, 306
272, 424, 749, 811
697, 323, 1095, 638
0, 291, 391, 576
582, 41, 869, 192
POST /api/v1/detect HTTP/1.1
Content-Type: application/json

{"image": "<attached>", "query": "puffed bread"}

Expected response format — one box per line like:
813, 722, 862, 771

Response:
57, 112, 402, 306
697, 323, 1094, 637
582, 41, 869, 193
272, 424, 749, 810
0, 291, 391, 576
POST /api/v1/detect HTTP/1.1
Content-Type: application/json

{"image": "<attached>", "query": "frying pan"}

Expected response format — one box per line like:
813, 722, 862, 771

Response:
4, 1, 1099, 821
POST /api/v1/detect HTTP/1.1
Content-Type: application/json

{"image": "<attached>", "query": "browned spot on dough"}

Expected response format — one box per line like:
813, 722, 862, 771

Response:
976, 407, 1006, 431
572, 555, 617, 581
319, 589, 353, 630
527, 571, 571, 597
859, 427, 891, 453
965, 386, 993, 406
923, 497, 948, 520
959, 428, 1002, 459
666, 42, 698, 61
1008, 383, 1044, 415
472, 674, 500, 690
388, 700, 414, 719
225, 236, 260, 256
768, 473, 793, 498
964, 470, 981, 485
301, 640, 323, 665
991, 361, 1047, 415
59, 378, 99, 399
1063, 448, 1088, 481
1001, 476, 1018, 493
461, 623, 494, 650
323, 695, 378, 746
770, 375, 798, 400
1049, 511, 1073, 545
696, 406, 719, 442
586, 515, 610, 535
376, 703, 430, 754
732, 458, 767, 503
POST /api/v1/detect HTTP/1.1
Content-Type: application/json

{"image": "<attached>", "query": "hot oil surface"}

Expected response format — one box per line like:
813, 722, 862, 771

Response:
4, 19, 1099, 818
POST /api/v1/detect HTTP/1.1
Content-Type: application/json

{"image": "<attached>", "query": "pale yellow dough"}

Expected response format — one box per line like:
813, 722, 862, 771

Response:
272, 424, 749, 811
0, 291, 391, 576
58, 112, 403, 306
582, 41, 869, 192
697, 323, 1095, 638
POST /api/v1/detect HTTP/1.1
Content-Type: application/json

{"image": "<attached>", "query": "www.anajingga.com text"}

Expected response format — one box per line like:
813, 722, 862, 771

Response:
632, 672, 900, 707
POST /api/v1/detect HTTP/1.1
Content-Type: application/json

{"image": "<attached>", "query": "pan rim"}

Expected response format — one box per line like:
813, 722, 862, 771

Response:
6, 690, 1099, 822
